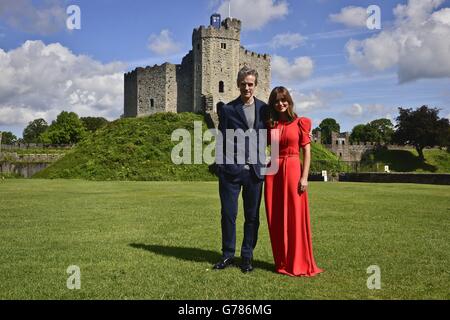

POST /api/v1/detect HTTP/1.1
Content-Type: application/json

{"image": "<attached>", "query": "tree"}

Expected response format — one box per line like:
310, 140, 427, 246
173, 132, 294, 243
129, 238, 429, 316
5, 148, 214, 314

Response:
350, 124, 367, 143
350, 119, 394, 144
436, 118, 450, 152
41, 111, 87, 145
0, 131, 17, 144
80, 117, 109, 133
367, 118, 394, 144
23, 118, 48, 143
318, 118, 340, 144
393, 106, 450, 160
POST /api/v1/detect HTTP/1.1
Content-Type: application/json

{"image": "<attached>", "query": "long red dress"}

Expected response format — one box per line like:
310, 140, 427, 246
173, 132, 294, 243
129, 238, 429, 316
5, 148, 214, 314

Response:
265, 117, 323, 277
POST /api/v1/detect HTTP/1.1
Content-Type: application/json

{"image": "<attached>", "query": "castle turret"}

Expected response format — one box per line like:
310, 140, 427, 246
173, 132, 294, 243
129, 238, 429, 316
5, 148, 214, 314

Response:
192, 15, 242, 112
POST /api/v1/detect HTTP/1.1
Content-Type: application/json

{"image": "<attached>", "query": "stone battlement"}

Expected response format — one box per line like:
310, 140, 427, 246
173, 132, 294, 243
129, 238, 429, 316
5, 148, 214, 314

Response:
240, 47, 270, 60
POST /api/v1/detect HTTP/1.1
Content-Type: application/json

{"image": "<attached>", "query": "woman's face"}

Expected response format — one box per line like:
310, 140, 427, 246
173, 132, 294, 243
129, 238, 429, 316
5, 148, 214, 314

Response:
274, 94, 290, 113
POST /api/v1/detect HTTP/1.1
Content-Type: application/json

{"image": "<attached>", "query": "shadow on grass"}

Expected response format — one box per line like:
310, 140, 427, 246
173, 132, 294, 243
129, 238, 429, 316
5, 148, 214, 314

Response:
366, 149, 437, 172
129, 243, 274, 272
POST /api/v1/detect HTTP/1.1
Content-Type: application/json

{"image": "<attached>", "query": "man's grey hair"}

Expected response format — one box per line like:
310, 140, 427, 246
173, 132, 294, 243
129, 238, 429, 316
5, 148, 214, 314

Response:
237, 66, 259, 87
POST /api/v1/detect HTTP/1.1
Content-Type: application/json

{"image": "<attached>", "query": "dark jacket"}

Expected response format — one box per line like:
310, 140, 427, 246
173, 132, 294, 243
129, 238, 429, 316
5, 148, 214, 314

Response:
216, 96, 268, 180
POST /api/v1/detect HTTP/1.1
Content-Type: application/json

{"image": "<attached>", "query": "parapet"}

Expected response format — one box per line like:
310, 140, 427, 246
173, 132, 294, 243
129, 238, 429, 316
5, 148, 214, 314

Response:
240, 46, 271, 61
193, 17, 241, 41
126, 62, 178, 76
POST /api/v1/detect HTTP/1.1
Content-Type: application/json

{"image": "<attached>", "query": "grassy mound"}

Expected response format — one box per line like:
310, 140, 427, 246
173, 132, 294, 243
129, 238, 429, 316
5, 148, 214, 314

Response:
310, 142, 349, 173
34, 112, 346, 181
362, 147, 450, 173
34, 113, 215, 181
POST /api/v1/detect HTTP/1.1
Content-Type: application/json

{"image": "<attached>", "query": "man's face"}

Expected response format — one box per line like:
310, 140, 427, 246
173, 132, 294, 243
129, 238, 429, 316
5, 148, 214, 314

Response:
239, 75, 256, 100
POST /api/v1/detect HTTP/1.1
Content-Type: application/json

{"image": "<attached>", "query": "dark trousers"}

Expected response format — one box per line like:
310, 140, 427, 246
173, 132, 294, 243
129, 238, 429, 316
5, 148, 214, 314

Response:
218, 168, 263, 260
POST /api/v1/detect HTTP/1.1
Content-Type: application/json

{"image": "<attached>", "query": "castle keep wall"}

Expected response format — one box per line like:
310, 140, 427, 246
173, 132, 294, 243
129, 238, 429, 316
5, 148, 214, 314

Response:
136, 64, 171, 116
177, 51, 194, 113
164, 64, 178, 113
239, 48, 271, 103
124, 71, 137, 117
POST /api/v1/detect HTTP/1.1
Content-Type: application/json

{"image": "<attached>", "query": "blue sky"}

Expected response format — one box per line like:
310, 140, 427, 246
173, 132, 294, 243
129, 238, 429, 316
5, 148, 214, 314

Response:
0, 0, 449, 137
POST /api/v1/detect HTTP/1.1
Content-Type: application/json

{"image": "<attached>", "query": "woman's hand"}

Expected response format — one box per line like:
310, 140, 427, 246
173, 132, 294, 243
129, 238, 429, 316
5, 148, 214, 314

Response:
298, 177, 308, 193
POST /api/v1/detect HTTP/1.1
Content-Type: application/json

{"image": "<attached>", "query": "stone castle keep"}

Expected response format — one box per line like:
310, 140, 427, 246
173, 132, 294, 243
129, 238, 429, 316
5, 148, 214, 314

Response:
124, 14, 271, 117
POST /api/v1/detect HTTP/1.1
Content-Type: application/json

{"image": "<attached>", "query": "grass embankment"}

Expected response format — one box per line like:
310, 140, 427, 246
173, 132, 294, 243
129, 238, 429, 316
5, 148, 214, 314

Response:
363, 148, 450, 173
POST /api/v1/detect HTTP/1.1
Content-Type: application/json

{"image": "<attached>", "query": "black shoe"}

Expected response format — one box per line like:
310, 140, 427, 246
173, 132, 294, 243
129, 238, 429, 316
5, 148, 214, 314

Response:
240, 258, 254, 273
213, 257, 234, 270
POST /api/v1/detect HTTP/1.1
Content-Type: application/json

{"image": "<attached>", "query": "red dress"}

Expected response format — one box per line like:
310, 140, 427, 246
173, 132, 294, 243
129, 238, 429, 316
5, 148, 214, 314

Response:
265, 117, 323, 277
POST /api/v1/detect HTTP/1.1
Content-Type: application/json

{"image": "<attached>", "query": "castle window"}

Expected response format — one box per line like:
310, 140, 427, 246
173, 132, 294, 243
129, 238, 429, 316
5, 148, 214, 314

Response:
150, 98, 154, 109
221, 43, 226, 49
219, 81, 224, 93
339, 153, 342, 157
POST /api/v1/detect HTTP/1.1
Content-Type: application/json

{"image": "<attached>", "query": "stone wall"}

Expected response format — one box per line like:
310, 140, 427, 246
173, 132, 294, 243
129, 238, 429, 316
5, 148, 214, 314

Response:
177, 51, 194, 113
338, 172, 450, 185
347, 144, 376, 162
164, 64, 178, 113
124, 70, 137, 117
133, 64, 171, 116
0, 143, 73, 150
239, 47, 271, 103
192, 18, 242, 112
0, 153, 65, 178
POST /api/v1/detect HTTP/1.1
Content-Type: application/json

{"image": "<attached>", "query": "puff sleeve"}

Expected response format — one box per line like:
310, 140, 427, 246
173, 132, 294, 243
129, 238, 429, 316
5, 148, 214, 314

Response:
298, 117, 312, 147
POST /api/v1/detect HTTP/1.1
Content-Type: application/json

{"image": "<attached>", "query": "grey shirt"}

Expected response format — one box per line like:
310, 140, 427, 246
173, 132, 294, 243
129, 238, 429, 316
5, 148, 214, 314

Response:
243, 101, 255, 129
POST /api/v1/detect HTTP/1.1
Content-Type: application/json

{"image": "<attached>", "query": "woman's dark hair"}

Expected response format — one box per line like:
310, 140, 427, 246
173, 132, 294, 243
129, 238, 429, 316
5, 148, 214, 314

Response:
266, 86, 297, 128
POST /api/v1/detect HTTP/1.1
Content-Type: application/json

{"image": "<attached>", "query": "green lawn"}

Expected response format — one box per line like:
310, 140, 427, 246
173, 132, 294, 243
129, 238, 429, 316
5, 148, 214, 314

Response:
0, 180, 448, 299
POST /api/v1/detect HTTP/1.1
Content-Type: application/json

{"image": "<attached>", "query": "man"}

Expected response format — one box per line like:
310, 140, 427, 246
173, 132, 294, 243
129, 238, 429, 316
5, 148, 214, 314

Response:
214, 66, 268, 273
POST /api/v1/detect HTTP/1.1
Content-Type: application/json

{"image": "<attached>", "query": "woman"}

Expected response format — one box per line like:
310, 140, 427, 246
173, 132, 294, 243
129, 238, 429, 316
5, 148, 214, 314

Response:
264, 86, 323, 277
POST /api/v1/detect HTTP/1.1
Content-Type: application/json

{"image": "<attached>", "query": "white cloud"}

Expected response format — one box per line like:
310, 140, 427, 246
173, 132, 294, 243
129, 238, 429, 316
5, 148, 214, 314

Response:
272, 55, 314, 83
217, 0, 288, 30
270, 32, 306, 49
344, 103, 364, 117
147, 30, 181, 56
329, 6, 368, 28
0, 0, 66, 35
0, 40, 125, 126
431, 8, 450, 25
343, 103, 390, 118
290, 90, 341, 113
346, 0, 450, 83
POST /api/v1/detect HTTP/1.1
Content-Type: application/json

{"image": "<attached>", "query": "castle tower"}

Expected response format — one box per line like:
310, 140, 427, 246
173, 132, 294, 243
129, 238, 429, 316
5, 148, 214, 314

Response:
192, 15, 242, 113
124, 14, 270, 118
